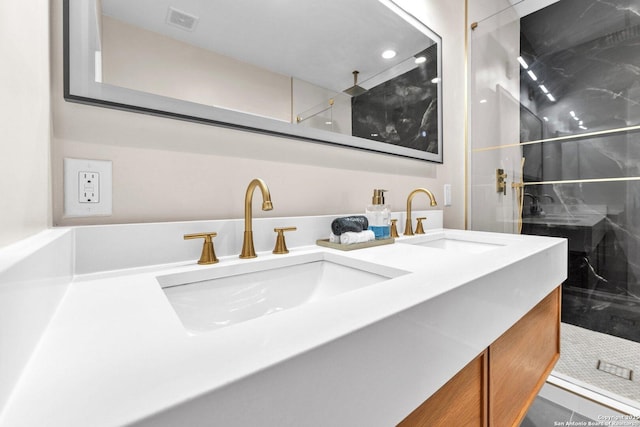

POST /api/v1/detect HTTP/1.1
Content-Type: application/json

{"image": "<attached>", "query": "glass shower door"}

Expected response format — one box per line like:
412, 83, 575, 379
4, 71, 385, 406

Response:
469, 0, 640, 410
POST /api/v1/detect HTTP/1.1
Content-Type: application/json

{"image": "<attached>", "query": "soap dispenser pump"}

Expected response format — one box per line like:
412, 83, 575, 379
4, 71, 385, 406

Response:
366, 189, 391, 240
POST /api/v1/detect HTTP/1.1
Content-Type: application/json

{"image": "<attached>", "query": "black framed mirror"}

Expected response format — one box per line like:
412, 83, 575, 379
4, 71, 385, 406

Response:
64, 0, 443, 162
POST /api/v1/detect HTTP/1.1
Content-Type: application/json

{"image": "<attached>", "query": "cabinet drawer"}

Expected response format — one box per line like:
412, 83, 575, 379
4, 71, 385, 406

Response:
398, 350, 488, 427
489, 287, 561, 426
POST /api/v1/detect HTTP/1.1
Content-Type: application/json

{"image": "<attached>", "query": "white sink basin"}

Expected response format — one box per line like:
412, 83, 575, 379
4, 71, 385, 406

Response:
158, 253, 407, 334
400, 236, 504, 254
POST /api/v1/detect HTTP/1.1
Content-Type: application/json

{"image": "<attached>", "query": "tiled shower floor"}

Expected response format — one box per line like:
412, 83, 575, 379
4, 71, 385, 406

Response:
555, 323, 640, 405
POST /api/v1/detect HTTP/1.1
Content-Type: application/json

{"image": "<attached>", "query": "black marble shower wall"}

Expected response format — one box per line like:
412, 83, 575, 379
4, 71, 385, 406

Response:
351, 44, 439, 154
519, 0, 640, 343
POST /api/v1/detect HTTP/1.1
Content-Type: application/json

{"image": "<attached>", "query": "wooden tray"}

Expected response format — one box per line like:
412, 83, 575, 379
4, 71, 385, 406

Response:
316, 237, 394, 251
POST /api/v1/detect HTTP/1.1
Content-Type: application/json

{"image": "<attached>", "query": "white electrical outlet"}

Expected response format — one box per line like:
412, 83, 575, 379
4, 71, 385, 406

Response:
79, 171, 100, 203
64, 158, 112, 217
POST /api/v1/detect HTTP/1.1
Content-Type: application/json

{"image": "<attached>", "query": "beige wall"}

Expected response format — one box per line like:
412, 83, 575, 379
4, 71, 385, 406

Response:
102, 16, 291, 122
52, 0, 466, 229
292, 78, 352, 136
103, 15, 352, 134
0, 1, 51, 247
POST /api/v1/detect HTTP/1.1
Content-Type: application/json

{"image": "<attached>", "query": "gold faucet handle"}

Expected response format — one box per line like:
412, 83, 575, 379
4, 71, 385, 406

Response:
390, 219, 399, 238
273, 227, 297, 254
184, 232, 219, 265
415, 217, 427, 234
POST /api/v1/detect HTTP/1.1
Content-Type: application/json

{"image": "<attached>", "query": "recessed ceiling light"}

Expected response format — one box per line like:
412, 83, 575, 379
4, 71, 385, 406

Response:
415, 56, 427, 64
517, 56, 529, 69
382, 50, 397, 59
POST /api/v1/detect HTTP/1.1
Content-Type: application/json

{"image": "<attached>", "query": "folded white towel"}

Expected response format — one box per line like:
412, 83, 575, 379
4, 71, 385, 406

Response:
329, 232, 341, 244
340, 230, 375, 245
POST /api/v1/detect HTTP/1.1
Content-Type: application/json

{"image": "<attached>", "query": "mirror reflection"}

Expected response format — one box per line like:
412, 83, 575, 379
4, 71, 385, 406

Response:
66, 0, 443, 162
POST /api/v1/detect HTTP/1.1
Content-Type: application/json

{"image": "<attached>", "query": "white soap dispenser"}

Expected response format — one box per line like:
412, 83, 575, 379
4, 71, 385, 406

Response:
366, 189, 391, 240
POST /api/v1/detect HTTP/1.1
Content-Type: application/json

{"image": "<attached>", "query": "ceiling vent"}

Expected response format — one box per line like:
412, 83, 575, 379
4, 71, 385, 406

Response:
166, 7, 199, 32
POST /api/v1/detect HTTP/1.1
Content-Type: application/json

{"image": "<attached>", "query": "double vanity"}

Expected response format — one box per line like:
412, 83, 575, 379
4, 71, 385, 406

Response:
0, 210, 566, 426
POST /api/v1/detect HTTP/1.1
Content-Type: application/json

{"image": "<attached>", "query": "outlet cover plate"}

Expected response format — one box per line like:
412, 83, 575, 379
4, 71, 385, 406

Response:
444, 184, 452, 206
64, 158, 112, 217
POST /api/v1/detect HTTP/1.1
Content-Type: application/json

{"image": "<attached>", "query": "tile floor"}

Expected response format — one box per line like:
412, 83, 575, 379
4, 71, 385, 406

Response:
451, 317, 640, 426
520, 396, 593, 426
520, 320, 640, 427
521, 393, 640, 426
555, 323, 640, 405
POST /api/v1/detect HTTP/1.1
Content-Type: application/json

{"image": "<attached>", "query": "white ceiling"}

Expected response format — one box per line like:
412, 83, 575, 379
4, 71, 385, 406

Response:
101, 0, 436, 93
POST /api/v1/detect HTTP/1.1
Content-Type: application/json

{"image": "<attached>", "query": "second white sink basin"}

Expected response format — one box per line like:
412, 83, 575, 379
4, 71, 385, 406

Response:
400, 235, 504, 254
158, 253, 407, 334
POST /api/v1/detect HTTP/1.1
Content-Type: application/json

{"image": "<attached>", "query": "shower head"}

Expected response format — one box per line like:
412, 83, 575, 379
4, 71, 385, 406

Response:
343, 70, 367, 97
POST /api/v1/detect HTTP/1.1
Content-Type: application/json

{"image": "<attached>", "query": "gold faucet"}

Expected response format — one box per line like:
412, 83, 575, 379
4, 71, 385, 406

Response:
184, 232, 219, 265
404, 188, 437, 236
240, 178, 273, 259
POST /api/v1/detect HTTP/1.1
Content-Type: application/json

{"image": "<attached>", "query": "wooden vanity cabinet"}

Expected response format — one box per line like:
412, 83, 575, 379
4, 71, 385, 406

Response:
398, 351, 488, 427
489, 287, 561, 426
398, 287, 560, 427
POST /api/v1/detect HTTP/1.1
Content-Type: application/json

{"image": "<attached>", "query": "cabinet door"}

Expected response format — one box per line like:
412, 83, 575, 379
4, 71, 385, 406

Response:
489, 287, 561, 427
398, 350, 488, 427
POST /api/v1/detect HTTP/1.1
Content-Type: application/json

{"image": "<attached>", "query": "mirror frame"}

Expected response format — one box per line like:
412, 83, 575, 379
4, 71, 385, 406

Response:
63, 0, 443, 163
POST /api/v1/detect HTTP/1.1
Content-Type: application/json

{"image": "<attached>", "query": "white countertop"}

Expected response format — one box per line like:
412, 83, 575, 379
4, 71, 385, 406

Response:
0, 218, 567, 427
